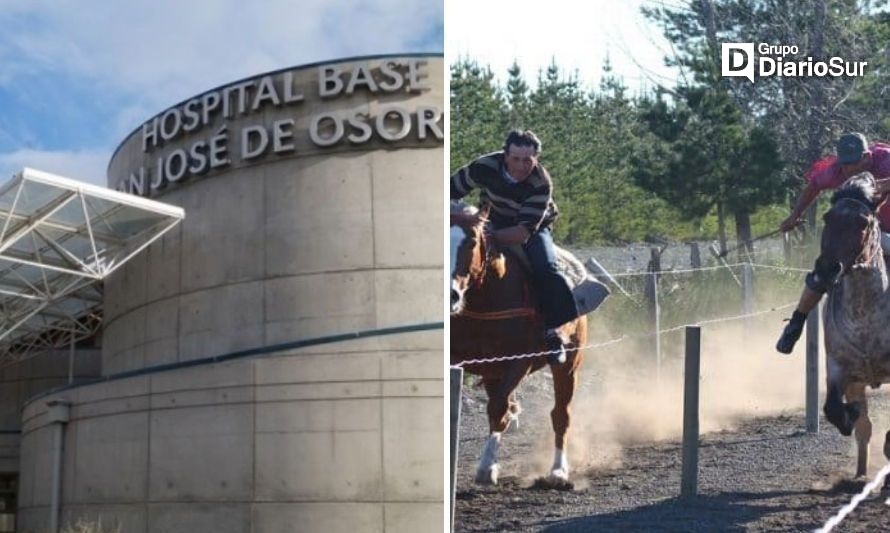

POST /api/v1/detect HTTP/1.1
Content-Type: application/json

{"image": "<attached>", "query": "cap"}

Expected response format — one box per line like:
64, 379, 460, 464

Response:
837, 132, 869, 165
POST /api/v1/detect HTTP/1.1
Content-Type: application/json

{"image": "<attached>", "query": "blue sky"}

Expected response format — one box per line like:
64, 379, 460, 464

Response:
0, 0, 443, 185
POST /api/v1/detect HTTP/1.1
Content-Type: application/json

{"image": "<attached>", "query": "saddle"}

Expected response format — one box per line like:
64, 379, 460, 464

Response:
501, 244, 610, 317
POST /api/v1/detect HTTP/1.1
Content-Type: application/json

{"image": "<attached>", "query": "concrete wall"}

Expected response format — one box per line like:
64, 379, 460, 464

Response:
18, 332, 441, 533
102, 54, 443, 374
18, 54, 444, 532
0, 350, 101, 473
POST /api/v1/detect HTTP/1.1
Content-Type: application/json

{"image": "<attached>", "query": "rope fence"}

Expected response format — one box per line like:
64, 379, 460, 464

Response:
817, 463, 890, 533
452, 300, 797, 367
605, 261, 812, 278
609, 262, 750, 277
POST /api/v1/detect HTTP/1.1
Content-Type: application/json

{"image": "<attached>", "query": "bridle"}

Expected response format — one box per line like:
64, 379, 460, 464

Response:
830, 197, 881, 270
451, 213, 497, 286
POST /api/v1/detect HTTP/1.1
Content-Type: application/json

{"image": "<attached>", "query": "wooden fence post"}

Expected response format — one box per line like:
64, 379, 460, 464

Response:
645, 248, 661, 382
806, 306, 820, 433
689, 242, 701, 269
450, 367, 464, 530
783, 231, 792, 266
681, 326, 701, 499
741, 263, 753, 338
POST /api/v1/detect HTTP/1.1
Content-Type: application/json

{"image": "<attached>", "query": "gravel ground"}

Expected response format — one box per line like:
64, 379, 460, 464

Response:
453, 372, 890, 532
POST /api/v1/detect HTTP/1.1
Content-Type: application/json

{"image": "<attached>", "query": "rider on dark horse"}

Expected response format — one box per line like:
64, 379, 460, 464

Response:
450, 129, 578, 365
777, 132, 890, 354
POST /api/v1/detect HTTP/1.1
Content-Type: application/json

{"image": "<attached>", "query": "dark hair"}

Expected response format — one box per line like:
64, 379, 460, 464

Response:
503, 130, 542, 155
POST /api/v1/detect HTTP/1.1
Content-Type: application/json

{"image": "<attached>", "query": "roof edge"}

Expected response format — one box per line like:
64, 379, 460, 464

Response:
106, 52, 444, 175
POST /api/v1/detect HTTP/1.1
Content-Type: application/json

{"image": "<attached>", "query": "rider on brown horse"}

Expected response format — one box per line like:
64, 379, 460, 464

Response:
776, 132, 890, 354
451, 130, 578, 364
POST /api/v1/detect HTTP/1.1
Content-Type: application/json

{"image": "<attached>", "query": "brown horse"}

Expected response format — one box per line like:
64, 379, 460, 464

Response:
820, 172, 890, 479
450, 204, 587, 485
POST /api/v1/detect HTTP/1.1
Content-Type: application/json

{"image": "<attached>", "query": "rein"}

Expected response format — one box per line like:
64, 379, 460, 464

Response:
478, 220, 499, 286
457, 217, 537, 320
459, 308, 538, 320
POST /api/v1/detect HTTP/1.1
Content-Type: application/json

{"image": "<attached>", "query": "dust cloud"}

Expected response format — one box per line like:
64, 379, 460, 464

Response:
495, 296, 890, 483
547, 314, 814, 473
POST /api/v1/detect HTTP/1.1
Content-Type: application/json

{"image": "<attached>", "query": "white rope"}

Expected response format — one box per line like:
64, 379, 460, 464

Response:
816, 462, 890, 533
657, 302, 797, 335
452, 335, 628, 368
606, 261, 814, 279
610, 263, 746, 278
451, 302, 796, 367
747, 262, 812, 273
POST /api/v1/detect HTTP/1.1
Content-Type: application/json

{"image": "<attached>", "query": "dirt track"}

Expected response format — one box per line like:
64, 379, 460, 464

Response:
453, 373, 890, 532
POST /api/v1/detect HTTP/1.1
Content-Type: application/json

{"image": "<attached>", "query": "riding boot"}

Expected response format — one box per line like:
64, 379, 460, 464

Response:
545, 329, 566, 365
776, 310, 807, 354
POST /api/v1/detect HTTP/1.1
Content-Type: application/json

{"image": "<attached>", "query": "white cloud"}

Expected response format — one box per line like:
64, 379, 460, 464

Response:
0, 0, 443, 146
2, 0, 441, 104
0, 148, 110, 186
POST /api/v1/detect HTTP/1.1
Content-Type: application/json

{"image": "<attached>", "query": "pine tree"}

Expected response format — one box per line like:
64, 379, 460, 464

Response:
449, 58, 508, 172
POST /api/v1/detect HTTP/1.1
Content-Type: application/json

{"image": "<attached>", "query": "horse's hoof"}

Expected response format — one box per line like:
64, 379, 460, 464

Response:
550, 468, 570, 483
531, 474, 574, 491
475, 464, 499, 485
825, 402, 855, 436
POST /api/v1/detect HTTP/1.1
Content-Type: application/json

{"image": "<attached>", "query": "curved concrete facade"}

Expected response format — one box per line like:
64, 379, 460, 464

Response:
0, 349, 101, 470
19, 54, 443, 532
104, 53, 443, 373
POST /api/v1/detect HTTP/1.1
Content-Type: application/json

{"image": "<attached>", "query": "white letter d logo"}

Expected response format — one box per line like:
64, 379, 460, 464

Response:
721, 43, 755, 83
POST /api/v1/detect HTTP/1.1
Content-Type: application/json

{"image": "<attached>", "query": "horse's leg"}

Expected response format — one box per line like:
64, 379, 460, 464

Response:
883, 420, 890, 489
884, 429, 890, 462
845, 383, 871, 478
476, 379, 502, 485
549, 356, 579, 482
824, 358, 858, 436
507, 392, 522, 430
476, 365, 530, 485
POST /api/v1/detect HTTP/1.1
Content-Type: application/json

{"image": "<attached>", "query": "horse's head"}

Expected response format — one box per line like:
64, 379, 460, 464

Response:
449, 203, 504, 314
450, 202, 485, 314
819, 172, 882, 283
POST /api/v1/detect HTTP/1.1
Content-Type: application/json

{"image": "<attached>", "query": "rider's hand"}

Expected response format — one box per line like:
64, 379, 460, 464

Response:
779, 216, 800, 233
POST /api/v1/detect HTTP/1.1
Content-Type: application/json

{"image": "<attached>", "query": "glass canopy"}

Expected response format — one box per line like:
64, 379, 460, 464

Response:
0, 168, 185, 362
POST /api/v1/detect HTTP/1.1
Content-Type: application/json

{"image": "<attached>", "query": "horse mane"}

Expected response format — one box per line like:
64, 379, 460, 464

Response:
450, 201, 506, 282
830, 172, 878, 212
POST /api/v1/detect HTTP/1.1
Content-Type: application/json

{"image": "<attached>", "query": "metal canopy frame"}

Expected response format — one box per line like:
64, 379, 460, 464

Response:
0, 168, 185, 363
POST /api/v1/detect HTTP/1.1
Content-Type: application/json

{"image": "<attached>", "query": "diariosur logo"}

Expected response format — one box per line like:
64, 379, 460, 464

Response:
721, 43, 868, 82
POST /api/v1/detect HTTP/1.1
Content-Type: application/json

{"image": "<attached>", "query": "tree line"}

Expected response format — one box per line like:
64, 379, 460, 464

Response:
450, 0, 889, 250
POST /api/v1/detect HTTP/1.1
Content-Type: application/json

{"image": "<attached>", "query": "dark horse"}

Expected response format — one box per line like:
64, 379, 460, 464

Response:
450, 203, 587, 485
820, 172, 890, 478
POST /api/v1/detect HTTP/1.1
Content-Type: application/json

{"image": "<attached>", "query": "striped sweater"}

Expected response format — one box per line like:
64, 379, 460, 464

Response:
450, 151, 558, 232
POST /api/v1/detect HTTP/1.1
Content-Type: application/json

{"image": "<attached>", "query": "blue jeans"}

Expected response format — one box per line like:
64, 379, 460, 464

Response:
523, 228, 579, 330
